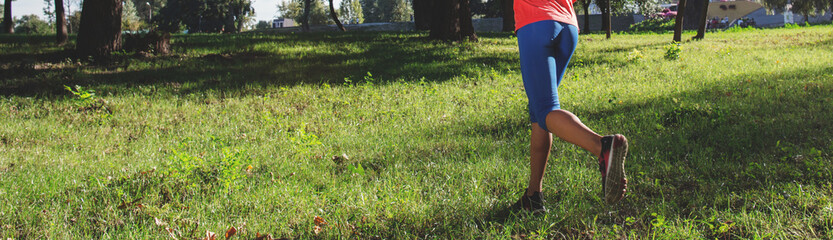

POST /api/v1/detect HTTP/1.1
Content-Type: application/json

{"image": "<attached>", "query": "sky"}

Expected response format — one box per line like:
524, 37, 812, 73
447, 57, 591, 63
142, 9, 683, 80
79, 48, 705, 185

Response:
8, 0, 342, 23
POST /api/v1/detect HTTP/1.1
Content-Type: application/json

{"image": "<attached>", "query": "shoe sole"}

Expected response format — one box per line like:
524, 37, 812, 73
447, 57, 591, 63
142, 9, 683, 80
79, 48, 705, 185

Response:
604, 134, 628, 204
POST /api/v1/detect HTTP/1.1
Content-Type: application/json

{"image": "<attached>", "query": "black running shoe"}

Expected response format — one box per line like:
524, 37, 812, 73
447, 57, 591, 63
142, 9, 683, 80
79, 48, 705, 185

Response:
511, 189, 547, 214
599, 134, 629, 204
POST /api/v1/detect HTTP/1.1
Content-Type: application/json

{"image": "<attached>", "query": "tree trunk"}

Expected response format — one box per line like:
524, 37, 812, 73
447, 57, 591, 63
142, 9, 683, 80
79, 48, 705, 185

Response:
459, 0, 476, 40
501, 0, 514, 32
55, 0, 68, 44
430, 0, 477, 41
76, 0, 123, 59
413, 0, 431, 30
582, 0, 590, 33
235, 7, 245, 33
302, 0, 312, 31
693, 0, 709, 40
601, 0, 611, 38
3, 0, 12, 34
673, 0, 687, 42
329, 0, 346, 31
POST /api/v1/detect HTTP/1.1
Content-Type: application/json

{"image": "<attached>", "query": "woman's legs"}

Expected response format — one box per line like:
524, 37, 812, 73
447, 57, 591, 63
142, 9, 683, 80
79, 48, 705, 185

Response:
519, 21, 601, 196
517, 21, 628, 204
545, 110, 602, 157
526, 111, 601, 196
526, 123, 552, 196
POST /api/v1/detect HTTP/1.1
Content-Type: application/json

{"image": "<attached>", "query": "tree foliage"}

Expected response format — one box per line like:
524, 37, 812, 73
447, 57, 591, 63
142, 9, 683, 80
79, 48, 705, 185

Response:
339, 0, 363, 24
123, 0, 144, 31
255, 20, 270, 29
470, 0, 501, 18
15, 14, 52, 34
762, 0, 831, 20
361, 0, 411, 23
157, 0, 253, 33
68, 10, 81, 33
278, 0, 330, 25
131, 0, 165, 23
0, 2, 4, 31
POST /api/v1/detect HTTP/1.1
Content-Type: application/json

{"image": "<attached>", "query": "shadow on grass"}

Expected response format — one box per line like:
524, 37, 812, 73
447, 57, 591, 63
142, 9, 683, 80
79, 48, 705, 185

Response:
0, 32, 519, 97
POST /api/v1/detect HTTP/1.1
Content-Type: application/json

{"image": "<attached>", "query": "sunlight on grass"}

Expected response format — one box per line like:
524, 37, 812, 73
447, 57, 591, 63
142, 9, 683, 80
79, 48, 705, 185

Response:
0, 25, 832, 238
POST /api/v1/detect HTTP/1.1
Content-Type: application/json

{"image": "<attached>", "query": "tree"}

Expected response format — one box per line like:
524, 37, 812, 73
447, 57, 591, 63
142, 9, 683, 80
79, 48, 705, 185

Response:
68, 10, 81, 33
599, 0, 611, 38
278, 0, 330, 26
4, 0, 12, 33
55, 0, 67, 44
123, 0, 144, 31
61, 0, 78, 33
413, 0, 431, 30
501, 0, 514, 32
362, 0, 411, 23
15, 15, 52, 34
693, 0, 708, 39
761, 0, 831, 23
158, 0, 254, 33
76, 0, 123, 58
328, 0, 346, 31
339, 0, 363, 24
576, 0, 591, 32
133, 0, 165, 24
302, 0, 312, 31
43, 0, 55, 23
470, 0, 501, 18
229, 0, 254, 32
430, 0, 477, 42
789, 0, 831, 23
0, 2, 4, 32
385, 0, 410, 22
673, 0, 686, 42
255, 20, 269, 29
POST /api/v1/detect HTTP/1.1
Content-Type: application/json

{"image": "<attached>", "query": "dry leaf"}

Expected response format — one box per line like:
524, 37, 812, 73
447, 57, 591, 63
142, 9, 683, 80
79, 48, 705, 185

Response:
201, 230, 217, 240
314, 216, 327, 226
313, 226, 323, 235
254, 233, 269, 240
225, 226, 237, 239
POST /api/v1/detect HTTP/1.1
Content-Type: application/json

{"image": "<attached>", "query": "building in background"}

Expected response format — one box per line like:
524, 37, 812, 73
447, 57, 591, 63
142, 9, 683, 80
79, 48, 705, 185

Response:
272, 18, 296, 28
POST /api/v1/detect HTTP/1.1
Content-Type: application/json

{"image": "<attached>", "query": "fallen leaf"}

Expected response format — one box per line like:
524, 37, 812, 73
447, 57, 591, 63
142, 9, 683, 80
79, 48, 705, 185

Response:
314, 216, 327, 226
254, 233, 269, 240
201, 230, 217, 240
313, 226, 323, 235
225, 226, 237, 239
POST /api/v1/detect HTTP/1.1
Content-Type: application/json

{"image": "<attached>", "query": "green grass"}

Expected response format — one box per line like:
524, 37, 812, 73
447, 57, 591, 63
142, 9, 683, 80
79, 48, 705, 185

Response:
1, 25, 832, 239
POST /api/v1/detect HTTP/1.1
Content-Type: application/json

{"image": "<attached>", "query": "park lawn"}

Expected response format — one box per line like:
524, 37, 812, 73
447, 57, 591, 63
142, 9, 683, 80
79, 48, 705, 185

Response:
0, 25, 832, 239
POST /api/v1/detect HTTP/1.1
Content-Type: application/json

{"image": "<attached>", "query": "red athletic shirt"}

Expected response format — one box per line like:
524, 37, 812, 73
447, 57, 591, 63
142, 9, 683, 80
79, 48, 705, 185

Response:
514, 0, 579, 31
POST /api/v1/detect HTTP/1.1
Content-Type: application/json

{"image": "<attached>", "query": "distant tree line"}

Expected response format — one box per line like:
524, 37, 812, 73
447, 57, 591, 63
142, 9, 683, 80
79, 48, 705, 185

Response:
277, 0, 408, 25
2, 0, 828, 59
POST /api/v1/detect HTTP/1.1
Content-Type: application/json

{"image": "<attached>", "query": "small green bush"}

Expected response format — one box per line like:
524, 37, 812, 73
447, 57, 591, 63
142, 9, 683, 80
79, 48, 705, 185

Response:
664, 42, 681, 60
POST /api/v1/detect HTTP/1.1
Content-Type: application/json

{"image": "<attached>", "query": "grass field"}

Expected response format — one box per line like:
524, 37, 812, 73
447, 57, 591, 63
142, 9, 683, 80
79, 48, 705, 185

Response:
1, 25, 832, 239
